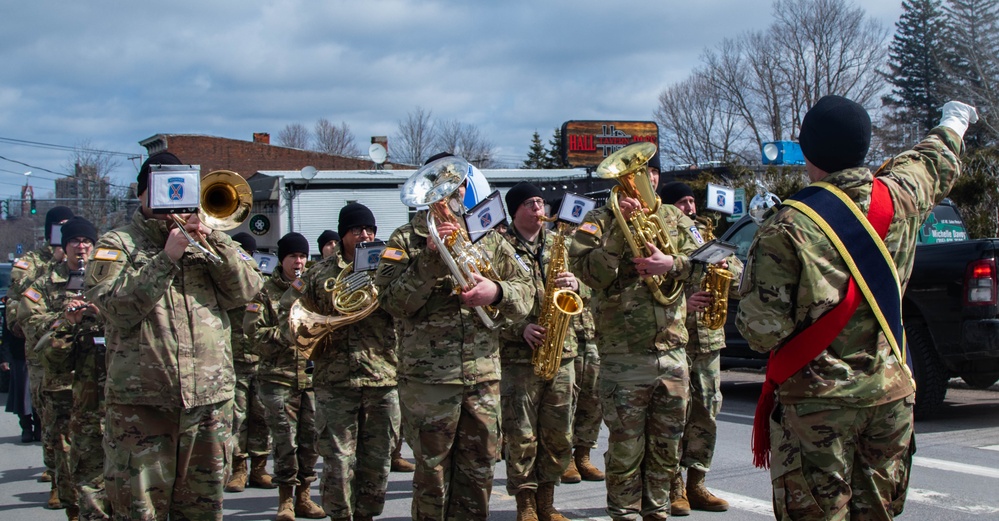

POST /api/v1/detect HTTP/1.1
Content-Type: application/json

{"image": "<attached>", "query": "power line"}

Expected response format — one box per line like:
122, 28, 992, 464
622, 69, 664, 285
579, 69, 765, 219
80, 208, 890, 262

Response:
0, 136, 138, 158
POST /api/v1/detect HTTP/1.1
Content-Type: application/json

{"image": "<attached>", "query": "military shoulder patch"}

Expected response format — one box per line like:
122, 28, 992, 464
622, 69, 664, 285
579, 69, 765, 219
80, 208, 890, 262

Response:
94, 249, 123, 262
22, 287, 42, 303
513, 253, 531, 273
688, 225, 705, 245
246, 302, 262, 313
578, 222, 600, 236
13, 259, 29, 270
381, 247, 405, 261
239, 251, 252, 261
291, 279, 305, 292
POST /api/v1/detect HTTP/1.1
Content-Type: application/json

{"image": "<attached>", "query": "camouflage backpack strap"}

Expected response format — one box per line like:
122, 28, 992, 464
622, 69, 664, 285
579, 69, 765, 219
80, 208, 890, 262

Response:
751, 178, 897, 469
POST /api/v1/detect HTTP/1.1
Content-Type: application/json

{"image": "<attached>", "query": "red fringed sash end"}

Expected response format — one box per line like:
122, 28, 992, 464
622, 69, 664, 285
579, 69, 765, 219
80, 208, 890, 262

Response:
752, 379, 776, 469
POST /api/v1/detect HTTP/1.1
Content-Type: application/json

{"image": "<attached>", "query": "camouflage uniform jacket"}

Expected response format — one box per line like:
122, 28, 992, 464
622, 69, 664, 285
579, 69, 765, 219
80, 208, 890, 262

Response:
374, 210, 534, 385
736, 126, 965, 407
246, 269, 311, 390
683, 219, 744, 354
7, 245, 58, 342
84, 210, 263, 408
568, 203, 699, 354
280, 253, 398, 389
228, 306, 259, 365
19, 261, 87, 392
499, 225, 579, 364
44, 299, 106, 411
573, 282, 596, 345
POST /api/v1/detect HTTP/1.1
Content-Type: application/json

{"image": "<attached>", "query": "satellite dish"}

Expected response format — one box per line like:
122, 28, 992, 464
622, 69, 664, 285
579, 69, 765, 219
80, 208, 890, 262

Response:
369, 143, 388, 165
762, 143, 779, 163
301, 166, 317, 180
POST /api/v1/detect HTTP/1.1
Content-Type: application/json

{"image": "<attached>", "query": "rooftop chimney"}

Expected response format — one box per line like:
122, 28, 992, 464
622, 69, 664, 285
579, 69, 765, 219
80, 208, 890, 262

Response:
253, 132, 270, 144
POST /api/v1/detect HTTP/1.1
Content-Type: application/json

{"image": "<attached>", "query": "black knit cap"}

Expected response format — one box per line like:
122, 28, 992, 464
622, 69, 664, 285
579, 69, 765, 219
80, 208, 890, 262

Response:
647, 150, 662, 172
59, 216, 98, 249
277, 232, 309, 261
505, 182, 544, 215
338, 203, 376, 239
425, 152, 454, 165
137, 151, 183, 196
659, 182, 695, 205
231, 232, 256, 254
798, 95, 872, 174
317, 230, 340, 250
44, 206, 74, 242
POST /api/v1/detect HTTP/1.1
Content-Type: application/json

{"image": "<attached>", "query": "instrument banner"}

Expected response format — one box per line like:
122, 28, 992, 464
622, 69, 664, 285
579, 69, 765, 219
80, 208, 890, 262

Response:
353, 240, 386, 272
557, 192, 597, 225
464, 190, 506, 243
706, 183, 736, 214
148, 164, 201, 214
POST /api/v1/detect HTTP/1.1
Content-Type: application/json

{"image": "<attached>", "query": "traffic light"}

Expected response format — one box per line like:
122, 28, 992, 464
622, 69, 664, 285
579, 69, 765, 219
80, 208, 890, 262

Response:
29, 199, 37, 214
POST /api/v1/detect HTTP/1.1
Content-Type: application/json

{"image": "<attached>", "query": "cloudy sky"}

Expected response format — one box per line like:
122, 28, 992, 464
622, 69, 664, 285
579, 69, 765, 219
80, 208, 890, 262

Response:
0, 0, 904, 200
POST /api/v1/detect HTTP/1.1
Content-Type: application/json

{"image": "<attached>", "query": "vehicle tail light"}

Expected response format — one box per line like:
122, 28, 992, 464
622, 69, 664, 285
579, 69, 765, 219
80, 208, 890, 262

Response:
964, 258, 997, 306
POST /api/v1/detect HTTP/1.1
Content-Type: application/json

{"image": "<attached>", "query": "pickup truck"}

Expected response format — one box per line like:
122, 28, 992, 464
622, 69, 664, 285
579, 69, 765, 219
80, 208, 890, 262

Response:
719, 200, 999, 417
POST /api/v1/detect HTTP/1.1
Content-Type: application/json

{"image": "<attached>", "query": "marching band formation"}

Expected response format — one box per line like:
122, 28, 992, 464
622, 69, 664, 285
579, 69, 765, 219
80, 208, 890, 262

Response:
0, 96, 980, 521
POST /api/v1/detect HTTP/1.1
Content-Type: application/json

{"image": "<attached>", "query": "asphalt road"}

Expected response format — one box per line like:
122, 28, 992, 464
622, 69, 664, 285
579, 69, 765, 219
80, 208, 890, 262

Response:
1, 370, 997, 520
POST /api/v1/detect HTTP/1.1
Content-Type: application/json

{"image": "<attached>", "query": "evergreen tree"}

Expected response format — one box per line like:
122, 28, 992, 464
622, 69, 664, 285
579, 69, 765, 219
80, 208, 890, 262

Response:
523, 131, 548, 168
883, 0, 947, 136
546, 127, 568, 168
942, 0, 999, 143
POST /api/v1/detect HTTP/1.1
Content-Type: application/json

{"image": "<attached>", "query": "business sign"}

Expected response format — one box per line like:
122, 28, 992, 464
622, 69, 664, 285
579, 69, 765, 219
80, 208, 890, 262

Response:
560, 120, 659, 168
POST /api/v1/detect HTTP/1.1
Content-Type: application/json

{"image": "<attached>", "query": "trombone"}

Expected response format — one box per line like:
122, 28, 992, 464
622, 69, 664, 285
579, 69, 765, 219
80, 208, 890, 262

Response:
171, 170, 252, 264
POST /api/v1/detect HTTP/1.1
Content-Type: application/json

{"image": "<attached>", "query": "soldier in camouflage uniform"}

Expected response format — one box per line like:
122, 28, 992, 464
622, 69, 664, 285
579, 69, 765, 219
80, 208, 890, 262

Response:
660, 182, 744, 515
281, 203, 400, 521
37, 218, 109, 520
374, 154, 534, 521
85, 152, 263, 521
736, 97, 976, 520
21, 217, 100, 521
7, 205, 73, 493
498, 183, 579, 521
568, 153, 699, 521
246, 232, 325, 521
562, 280, 605, 484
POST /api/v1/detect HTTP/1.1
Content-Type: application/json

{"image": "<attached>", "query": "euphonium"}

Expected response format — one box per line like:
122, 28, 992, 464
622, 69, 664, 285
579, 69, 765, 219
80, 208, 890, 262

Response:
400, 155, 502, 329
288, 263, 379, 360
695, 216, 734, 330
533, 218, 584, 380
171, 169, 253, 264
596, 142, 684, 305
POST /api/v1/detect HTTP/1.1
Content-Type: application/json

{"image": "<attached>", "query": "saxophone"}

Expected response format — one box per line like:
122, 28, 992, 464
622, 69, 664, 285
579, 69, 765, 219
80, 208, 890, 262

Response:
696, 216, 735, 330
533, 219, 584, 380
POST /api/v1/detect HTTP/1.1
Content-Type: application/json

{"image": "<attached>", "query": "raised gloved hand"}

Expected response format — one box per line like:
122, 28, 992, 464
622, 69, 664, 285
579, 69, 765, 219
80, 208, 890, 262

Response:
939, 101, 979, 138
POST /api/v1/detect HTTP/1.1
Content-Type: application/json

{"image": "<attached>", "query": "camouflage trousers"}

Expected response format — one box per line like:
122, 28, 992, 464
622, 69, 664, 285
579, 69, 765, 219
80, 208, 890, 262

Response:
679, 350, 722, 472
315, 386, 400, 519
257, 382, 318, 487
599, 351, 689, 520
769, 395, 915, 521
231, 362, 270, 461
28, 362, 56, 473
500, 361, 574, 494
399, 380, 500, 521
71, 402, 109, 520
572, 342, 602, 448
104, 400, 233, 521
42, 389, 76, 508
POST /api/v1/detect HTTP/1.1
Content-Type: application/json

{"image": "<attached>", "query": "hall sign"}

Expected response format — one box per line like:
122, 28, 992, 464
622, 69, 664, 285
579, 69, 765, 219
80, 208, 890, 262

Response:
560, 120, 659, 168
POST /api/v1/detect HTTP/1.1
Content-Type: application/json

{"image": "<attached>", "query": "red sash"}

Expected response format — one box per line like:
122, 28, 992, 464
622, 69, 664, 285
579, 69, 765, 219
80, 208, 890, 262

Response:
751, 179, 894, 468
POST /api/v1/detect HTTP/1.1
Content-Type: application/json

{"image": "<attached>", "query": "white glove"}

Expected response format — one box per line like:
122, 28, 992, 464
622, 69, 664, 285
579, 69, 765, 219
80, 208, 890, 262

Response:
939, 101, 979, 137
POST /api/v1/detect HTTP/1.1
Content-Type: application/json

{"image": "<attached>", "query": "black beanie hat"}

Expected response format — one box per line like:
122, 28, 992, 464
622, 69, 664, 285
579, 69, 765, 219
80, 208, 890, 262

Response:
317, 230, 340, 250
277, 232, 309, 261
231, 232, 256, 254
337, 203, 377, 238
505, 182, 544, 215
137, 152, 183, 196
798, 95, 871, 174
59, 216, 98, 249
647, 150, 662, 172
660, 182, 695, 205
44, 206, 74, 242
425, 151, 454, 165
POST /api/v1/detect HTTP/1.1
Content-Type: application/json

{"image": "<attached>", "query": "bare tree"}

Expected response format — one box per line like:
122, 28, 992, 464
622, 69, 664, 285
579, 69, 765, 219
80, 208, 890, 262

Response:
394, 107, 437, 165
434, 119, 497, 168
277, 123, 311, 149
656, 71, 747, 165
314, 118, 360, 156
64, 140, 130, 232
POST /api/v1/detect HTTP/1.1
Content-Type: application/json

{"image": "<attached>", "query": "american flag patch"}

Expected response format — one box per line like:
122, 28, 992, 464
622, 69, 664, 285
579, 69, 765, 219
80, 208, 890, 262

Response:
13, 259, 29, 270
245, 302, 262, 313
94, 249, 122, 261
578, 222, 599, 235
239, 251, 252, 261
23, 287, 42, 303
381, 247, 405, 261
291, 279, 305, 292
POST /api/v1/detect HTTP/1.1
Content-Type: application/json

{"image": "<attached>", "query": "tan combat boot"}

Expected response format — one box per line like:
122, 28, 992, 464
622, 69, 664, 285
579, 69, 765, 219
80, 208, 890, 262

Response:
66, 504, 80, 521
535, 482, 570, 521
47, 481, 63, 509
515, 489, 539, 521
391, 456, 416, 472
669, 471, 690, 516
249, 455, 277, 489
225, 457, 248, 492
574, 447, 605, 481
294, 485, 326, 519
561, 457, 581, 483
276, 485, 295, 521
686, 468, 729, 512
